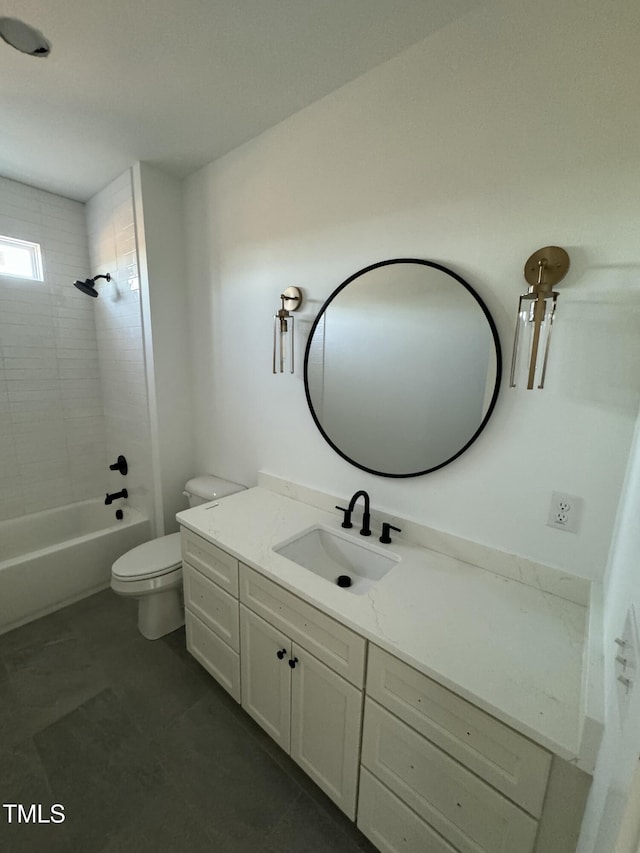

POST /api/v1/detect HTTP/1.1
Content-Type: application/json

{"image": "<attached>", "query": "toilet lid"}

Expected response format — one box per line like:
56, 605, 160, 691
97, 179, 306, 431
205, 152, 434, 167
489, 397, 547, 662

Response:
112, 532, 182, 581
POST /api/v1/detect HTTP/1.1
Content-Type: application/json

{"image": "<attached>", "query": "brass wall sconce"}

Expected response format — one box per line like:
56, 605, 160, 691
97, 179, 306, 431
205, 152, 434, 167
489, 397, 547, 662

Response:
510, 246, 570, 390
273, 286, 303, 374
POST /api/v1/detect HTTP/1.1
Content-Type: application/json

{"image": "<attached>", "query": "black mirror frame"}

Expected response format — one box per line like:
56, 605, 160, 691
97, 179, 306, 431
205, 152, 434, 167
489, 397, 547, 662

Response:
303, 258, 502, 478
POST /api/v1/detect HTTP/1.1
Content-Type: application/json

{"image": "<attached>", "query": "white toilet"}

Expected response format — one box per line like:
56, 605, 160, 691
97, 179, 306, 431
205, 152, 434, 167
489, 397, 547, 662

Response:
111, 475, 245, 639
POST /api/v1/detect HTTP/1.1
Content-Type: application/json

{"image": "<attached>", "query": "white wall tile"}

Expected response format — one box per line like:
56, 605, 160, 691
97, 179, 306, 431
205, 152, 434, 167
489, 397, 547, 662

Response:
86, 170, 153, 522
0, 172, 152, 526
0, 176, 107, 522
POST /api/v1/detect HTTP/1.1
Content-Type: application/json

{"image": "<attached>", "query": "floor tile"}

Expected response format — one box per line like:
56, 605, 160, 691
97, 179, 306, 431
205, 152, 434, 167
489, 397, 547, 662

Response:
3, 631, 108, 736
97, 785, 214, 853
0, 590, 376, 853
0, 738, 71, 853
34, 688, 166, 853
263, 791, 376, 853
97, 631, 213, 733
0, 610, 73, 655
0, 658, 31, 749
154, 692, 302, 844
62, 588, 139, 651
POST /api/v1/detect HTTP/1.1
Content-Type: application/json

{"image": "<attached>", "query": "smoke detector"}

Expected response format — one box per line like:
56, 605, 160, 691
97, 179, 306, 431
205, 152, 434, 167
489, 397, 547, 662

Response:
0, 17, 51, 57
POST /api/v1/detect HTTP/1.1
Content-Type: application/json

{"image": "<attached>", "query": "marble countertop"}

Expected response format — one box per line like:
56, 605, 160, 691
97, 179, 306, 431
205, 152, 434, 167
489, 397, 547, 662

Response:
177, 486, 600, 771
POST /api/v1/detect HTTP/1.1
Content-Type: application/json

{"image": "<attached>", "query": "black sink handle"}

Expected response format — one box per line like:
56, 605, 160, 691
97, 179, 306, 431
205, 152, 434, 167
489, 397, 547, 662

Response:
379, 523, 402, 544
335, 506, 353, 528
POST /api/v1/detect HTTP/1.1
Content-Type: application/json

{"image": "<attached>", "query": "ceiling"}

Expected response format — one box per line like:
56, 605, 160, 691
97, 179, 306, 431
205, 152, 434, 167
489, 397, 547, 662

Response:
0, 0, 483, 201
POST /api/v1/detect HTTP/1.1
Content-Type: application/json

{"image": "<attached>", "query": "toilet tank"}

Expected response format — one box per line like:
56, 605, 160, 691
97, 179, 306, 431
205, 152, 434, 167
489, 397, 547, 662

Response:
182, 475, 246, 508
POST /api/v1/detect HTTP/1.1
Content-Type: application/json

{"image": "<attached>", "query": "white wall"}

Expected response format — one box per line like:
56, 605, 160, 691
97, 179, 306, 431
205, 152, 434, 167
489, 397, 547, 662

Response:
85, 171, 154, 525
184, 0, 640, 581
0, 176, 105, 520
132, 162, 195, 533
578, 411, 640, 852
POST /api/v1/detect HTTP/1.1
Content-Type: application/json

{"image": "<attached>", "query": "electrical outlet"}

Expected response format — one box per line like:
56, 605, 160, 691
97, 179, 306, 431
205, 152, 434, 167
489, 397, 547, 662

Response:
546, 491, 583, 533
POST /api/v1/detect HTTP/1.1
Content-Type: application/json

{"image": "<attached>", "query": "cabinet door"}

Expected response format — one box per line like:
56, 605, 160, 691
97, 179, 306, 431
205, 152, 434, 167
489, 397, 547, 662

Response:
290, 643, 363, 820
239, 564, 366, 687
240, 605, 291, 751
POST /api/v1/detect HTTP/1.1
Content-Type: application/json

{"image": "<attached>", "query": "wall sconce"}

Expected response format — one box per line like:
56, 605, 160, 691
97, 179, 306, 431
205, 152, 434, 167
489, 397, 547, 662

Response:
509, 246, 570, 390
273, 286, 303, 374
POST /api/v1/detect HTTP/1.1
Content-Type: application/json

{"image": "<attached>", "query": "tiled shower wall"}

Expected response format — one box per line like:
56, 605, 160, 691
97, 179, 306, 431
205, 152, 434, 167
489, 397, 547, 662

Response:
0, 177, 107, 521
86, 171, 153, 524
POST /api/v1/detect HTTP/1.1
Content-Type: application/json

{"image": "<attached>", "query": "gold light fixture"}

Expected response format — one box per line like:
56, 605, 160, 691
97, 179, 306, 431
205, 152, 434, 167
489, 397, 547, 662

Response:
509, 246, 570, 390
273, 286, 302, 374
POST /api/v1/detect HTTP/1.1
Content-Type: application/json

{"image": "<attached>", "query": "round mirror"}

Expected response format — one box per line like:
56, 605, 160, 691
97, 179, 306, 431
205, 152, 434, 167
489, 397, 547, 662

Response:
303, 258, 502, 478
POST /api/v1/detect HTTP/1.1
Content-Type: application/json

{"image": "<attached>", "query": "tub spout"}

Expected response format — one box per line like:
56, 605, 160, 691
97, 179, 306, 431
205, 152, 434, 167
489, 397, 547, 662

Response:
105, 489, 128, 505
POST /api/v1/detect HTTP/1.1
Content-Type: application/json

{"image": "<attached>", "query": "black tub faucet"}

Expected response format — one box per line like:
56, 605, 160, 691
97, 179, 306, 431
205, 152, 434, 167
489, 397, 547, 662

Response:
105, 488, 128, 505
336, 490, 371, 536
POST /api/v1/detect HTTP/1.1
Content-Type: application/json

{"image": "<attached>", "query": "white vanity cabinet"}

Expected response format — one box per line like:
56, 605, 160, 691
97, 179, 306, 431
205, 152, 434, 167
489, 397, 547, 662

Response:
179, 520, 591, 853
239, 564, 365, 819
358, 645, 589, 853
181, 528, 241, 702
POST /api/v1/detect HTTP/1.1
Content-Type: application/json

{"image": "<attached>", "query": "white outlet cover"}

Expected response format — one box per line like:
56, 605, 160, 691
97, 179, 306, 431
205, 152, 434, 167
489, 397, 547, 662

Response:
546, 491, 584, 533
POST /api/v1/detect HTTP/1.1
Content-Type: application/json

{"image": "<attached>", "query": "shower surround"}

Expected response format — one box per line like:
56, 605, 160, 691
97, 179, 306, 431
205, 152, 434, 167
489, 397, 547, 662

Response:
0, 171, 154, 628
86, 170, 153, 524
0, 175, 106, 521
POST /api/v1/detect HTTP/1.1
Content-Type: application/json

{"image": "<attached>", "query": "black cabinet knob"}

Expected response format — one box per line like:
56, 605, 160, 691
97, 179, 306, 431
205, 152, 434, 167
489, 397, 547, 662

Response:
276, 649, 287, 660
288, 657, 299, 669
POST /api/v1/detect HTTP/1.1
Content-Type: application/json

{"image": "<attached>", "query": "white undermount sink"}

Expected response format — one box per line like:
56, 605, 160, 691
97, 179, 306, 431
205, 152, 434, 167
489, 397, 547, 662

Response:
274, 525, 399, 595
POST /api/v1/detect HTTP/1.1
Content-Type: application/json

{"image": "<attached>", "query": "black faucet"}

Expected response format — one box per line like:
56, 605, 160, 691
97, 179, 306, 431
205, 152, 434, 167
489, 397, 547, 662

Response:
105, 488, 128, 505
336, 490, 371, 536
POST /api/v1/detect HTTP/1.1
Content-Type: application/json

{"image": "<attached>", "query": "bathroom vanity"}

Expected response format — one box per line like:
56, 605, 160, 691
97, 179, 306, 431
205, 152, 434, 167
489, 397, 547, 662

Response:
176, 478, 602, 853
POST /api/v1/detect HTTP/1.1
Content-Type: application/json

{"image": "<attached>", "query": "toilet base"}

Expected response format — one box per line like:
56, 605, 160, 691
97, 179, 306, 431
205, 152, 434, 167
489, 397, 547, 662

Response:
138, 588, 184, 640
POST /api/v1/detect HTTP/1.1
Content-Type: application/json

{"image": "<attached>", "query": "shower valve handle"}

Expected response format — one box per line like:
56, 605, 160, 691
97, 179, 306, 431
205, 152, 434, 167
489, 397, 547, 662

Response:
109, 455, 128, 476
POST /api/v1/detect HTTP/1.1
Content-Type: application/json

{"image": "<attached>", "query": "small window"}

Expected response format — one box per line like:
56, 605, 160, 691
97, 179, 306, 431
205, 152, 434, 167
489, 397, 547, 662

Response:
0, 235, 44, 280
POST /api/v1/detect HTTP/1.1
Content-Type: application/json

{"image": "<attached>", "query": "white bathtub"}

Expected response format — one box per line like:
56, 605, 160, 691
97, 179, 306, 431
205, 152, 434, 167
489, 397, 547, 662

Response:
0, 500, 151, 635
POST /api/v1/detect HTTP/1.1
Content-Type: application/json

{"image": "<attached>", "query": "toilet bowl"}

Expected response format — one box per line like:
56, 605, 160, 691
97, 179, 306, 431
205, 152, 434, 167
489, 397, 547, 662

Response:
110, 475, 245, 639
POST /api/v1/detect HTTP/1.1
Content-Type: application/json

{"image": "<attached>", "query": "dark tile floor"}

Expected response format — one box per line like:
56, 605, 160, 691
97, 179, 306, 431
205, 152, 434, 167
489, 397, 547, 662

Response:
0, 590, 377, 853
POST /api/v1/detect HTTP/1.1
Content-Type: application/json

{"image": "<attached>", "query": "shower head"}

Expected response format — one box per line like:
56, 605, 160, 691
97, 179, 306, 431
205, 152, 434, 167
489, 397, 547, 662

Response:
73, 273, 111, 297
0, 17, 51, 57
73, 279, 99, 297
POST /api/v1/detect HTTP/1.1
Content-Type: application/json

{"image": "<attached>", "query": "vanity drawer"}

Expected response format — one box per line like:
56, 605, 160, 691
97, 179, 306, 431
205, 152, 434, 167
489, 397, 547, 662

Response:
239, 564, 366, 688
361, 699, 538, 853
367, 645, 551, 817
185, 610, 240, 702
181, 528, 238, 596
184, 563, 239, 652
358, 767, 458, 853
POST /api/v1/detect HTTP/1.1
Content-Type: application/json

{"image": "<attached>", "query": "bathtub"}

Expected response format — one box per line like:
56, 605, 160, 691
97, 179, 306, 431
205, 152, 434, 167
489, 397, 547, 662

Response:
0, 500, 151, 635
